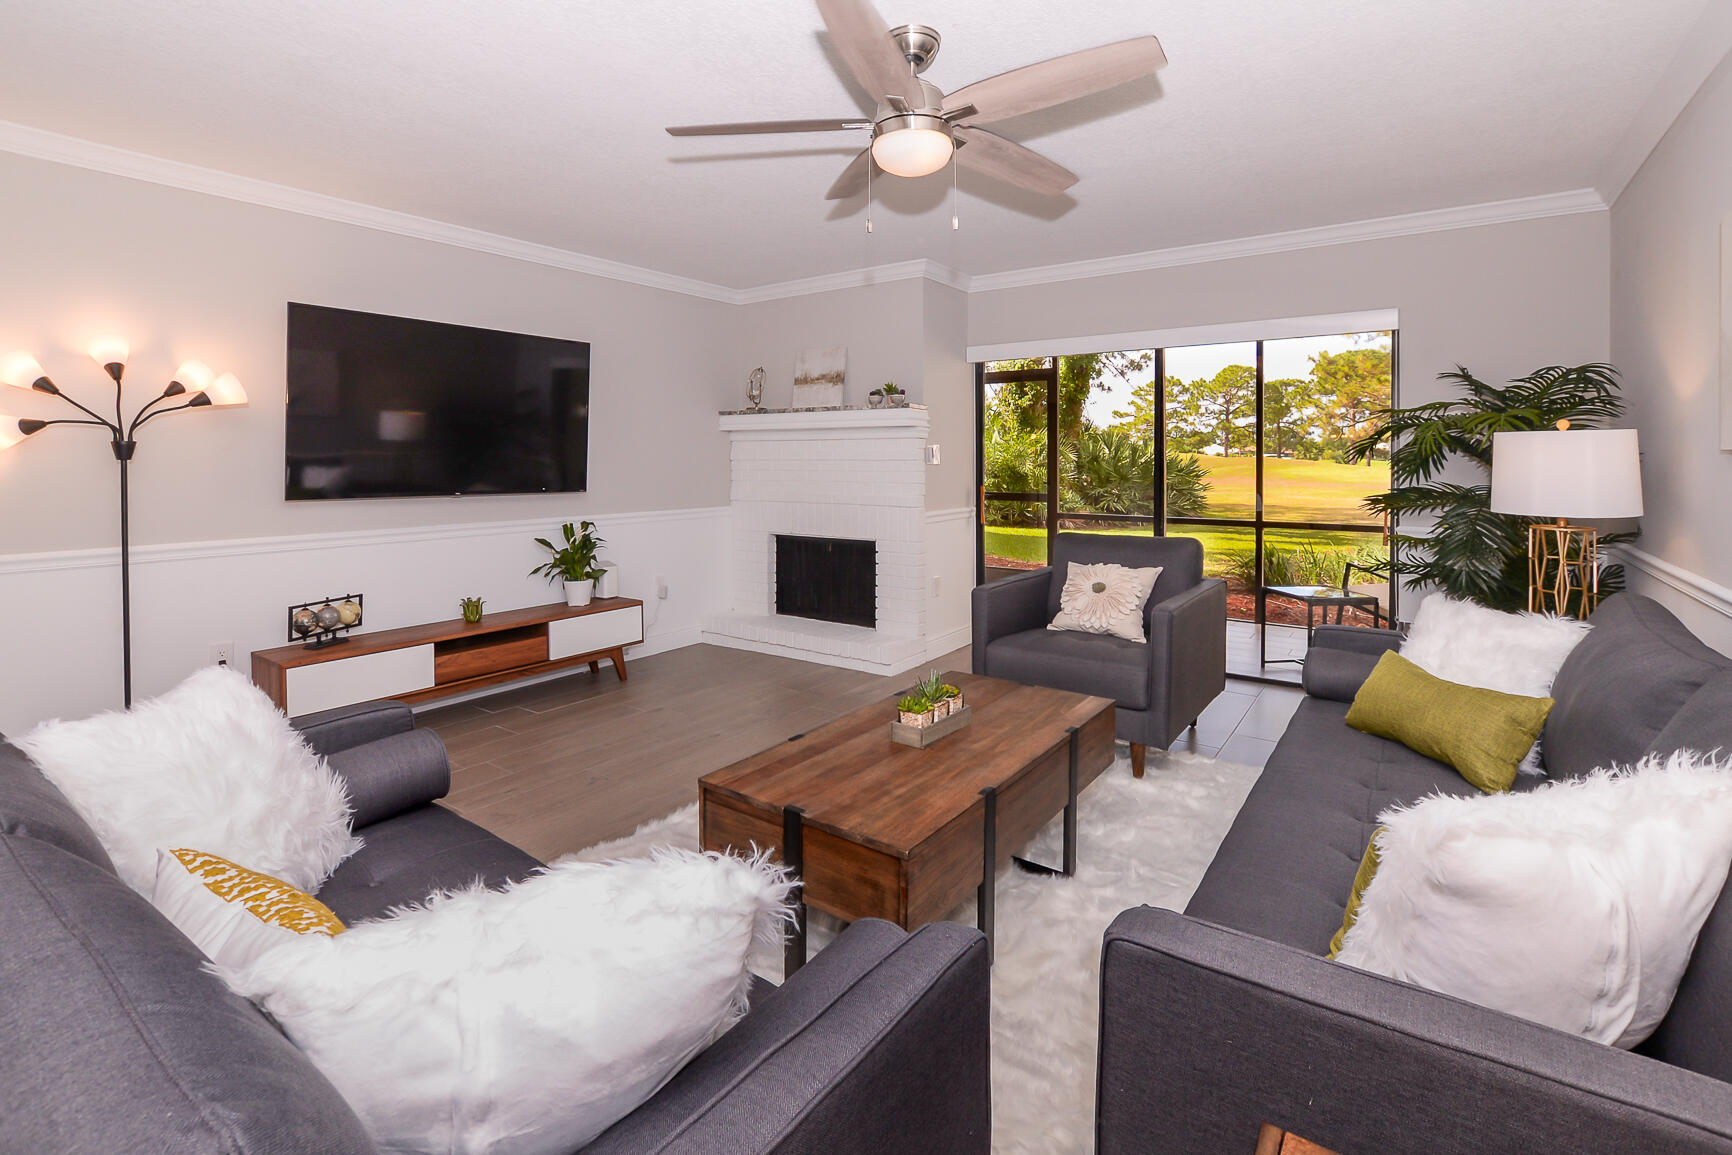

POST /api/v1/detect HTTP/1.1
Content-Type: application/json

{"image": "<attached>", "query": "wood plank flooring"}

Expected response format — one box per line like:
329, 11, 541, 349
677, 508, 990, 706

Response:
423, 644, 968, 862
422, 641, 1306, 861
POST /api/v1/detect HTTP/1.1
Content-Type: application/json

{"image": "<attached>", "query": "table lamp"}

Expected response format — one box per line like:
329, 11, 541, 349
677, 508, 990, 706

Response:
1490, 423, 1643, 616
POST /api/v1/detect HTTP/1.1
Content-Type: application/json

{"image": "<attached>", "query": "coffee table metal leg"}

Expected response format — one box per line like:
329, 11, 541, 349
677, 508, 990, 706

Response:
978, 786, 996, 964
1013, 726, 1081, 878
782, 804, 807, 978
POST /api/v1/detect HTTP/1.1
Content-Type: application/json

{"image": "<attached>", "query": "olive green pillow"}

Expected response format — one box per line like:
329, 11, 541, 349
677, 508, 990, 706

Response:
1328, 828, 1383, 959
1344, 651, 1553, 794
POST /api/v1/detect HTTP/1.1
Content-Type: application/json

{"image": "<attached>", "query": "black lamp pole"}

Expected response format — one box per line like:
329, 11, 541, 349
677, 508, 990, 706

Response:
10, 358, 219, 709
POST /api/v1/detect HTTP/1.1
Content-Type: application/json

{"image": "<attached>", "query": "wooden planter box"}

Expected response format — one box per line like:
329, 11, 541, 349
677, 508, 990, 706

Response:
890, 703, 972, 748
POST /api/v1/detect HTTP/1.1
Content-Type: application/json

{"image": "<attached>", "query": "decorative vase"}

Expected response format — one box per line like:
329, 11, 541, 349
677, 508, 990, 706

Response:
595, 566, 619, 598
461, 598, 484, 623
867, 389, 885, 408
563, 579, 594, 607
747, 367, 765, 410
888, 393, 910, 408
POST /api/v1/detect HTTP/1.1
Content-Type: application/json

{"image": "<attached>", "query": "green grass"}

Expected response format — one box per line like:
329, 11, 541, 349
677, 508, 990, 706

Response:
984, 524, 1384, 577
1192, 456, 1389, 522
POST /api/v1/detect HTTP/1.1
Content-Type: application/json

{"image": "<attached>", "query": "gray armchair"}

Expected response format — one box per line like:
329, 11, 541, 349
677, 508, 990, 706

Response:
972, 533, 1228, 777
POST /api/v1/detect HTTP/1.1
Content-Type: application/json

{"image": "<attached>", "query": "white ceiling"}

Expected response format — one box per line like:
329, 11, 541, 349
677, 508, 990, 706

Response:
0, 0, 1714, 289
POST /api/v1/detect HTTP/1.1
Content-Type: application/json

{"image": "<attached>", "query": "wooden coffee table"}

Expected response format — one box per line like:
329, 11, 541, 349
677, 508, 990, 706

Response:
699, 671, 1115, 972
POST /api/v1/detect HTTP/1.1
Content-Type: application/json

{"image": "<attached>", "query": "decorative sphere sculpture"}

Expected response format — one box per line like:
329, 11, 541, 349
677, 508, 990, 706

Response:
337, 600, 362, 626
291, 608, 318, 636
315, 604, 341, 631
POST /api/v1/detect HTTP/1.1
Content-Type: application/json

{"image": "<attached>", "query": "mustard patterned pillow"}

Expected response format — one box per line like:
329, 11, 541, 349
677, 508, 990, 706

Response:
152, 847, 345, 968
1048, 562, 1163, 643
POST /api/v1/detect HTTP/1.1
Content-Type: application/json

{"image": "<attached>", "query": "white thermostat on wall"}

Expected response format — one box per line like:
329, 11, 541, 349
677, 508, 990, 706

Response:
925, 444, 941, 465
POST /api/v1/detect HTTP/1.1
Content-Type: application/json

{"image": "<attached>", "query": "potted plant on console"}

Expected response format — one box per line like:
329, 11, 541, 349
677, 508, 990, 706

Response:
531, 520, 607, 607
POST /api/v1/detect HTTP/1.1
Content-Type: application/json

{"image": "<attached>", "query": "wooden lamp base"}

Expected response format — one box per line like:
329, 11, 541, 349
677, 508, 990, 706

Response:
1528, 520, 1598, 617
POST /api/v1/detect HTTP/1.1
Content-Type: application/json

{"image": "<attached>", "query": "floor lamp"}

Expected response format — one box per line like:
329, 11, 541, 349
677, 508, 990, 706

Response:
1489, 423, 1643, 617
1, 342, 247, 707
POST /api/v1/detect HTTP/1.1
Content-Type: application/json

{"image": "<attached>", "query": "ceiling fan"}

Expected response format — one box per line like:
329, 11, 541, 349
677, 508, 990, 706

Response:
665, 0, 1166, 200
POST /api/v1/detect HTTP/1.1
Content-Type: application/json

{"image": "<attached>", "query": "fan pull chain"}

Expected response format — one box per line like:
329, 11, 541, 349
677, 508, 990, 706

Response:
951, 157, 960, 230
866, 158, 874, 234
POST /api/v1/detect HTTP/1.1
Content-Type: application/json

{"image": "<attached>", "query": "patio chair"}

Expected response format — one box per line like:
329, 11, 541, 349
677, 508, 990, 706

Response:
1340, 559, 1390, 627
971, 533, 1228, 778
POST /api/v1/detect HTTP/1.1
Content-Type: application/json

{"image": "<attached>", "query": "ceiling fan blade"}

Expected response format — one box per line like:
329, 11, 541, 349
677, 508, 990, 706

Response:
945, 36, 1167, 124
666, 118, 869, 136
815, 0, 925, 108
953, 127, 1077, 196
825, 148, 874, 200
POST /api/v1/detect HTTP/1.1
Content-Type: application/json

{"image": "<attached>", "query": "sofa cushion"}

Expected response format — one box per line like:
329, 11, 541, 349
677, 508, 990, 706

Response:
1646, 671, 1732, 761
0, 737, 116, 873
1184, 698, 1485, 954
0, 833, 373, 1155
1543, 595, 1730, 778
315, 803, 541, 923
984, 629, 1149, 710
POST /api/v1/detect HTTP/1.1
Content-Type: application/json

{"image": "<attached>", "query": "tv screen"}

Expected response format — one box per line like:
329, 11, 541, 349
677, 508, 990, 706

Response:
285, 303, 590, 500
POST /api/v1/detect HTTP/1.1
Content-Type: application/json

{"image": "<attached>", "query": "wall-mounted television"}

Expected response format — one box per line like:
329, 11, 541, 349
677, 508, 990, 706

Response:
285, 303, 590, 500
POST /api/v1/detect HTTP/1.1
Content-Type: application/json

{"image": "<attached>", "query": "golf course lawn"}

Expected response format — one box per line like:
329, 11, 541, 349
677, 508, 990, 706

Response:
1190, 456, 1390, 522
983, 524, 1384, 574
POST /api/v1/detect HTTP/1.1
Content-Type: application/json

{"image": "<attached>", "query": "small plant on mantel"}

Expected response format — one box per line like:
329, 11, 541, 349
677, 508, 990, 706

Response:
530, 520, 608, 607
459, 596, 485, 624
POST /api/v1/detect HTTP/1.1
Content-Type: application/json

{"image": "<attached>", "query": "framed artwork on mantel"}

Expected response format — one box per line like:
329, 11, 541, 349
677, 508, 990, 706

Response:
793, 346, 846, 408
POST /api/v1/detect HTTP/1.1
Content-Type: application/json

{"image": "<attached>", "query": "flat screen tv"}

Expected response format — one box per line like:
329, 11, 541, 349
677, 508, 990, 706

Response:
285, 303, 590, 500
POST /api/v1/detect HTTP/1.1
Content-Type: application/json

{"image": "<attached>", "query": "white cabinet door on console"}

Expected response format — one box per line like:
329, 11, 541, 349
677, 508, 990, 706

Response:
284, 645, 436, 716
548, 606, 644, 661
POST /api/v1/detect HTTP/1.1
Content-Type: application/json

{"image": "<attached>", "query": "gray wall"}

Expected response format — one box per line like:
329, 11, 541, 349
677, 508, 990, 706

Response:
1611, 51, 1732, 651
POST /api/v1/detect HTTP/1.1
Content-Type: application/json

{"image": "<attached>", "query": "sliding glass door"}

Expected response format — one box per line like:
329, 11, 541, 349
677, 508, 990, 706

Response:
977, 330, 1396, 679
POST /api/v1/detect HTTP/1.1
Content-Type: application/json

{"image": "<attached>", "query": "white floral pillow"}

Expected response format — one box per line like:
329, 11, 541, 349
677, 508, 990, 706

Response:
1048, 562, 1163, 643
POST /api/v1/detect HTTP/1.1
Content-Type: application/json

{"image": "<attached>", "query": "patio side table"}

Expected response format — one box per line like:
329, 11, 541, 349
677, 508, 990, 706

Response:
1259, 585, 1383, 668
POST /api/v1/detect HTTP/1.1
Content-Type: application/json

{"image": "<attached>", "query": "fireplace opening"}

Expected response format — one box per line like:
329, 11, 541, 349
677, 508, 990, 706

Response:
775, 534, 876, 628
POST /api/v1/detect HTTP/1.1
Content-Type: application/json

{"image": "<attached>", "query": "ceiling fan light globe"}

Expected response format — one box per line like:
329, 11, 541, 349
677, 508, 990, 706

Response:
871, 122, 953, 178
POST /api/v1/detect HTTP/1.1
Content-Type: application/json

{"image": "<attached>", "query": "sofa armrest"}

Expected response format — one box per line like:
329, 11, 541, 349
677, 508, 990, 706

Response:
323, 729, 451, 828
1097, 906, 1732, 1155
1149, 578, 1228, 739
1309, 624, 1402, 657
584, 920, 990, 1155
972, 567, 1051, 675
290, 700, 415, 757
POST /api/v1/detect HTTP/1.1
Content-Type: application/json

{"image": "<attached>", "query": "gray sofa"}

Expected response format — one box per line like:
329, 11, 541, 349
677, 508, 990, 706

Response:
1098, 594, 1732, 1153
0, 699, 990, 1154
972, 533, 1227, 777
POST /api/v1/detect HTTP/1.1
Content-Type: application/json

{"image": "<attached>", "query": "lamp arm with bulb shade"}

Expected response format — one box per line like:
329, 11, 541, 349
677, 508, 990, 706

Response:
0, 342, 246, 708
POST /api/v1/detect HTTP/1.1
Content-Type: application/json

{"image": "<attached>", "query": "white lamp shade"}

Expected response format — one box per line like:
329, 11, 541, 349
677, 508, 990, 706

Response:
1490, 428, 1644, 519
871, 127, 953, 178
0, 416, 29, 450
87, 337, 130, 368
1, 353, 46, 390
172, 360, 215, 392
203, 372, 248, 407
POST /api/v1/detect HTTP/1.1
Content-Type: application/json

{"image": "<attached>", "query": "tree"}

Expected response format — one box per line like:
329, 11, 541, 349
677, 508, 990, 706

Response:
1310, 345, 1392, 462
1165, 364, 1256, 456
1060, 426, 1212, 518
1349, 363, 1633, 613
1262, 377, 1314, 459
990, 352, 1153, 442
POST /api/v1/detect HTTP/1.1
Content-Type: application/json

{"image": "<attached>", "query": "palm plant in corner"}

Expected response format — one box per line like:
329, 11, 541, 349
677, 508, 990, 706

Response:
531, 520, 607, 607
1347, 364, 1635, 613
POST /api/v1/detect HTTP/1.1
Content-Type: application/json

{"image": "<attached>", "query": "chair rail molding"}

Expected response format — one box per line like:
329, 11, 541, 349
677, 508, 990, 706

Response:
1616, 545, 1732, 621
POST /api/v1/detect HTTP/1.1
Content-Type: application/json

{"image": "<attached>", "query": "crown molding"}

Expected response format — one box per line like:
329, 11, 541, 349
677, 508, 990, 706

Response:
963, 189, 1608, 294
0, 119, 745, 304
0, 119, 1607, 306
1597, 3, 1732, 205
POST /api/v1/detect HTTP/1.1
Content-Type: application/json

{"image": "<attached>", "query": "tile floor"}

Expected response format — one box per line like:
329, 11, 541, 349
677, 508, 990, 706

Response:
1157, 675, 1307, 772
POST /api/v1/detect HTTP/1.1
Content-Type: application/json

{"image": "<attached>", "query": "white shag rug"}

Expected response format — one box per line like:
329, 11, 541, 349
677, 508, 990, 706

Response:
566, 748, 1261, 1155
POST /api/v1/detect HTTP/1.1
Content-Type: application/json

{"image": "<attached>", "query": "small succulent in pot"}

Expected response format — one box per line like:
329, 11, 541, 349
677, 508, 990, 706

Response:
917, 670, 954, 717
460, 596, 485, 624
897, 694, 935, 727
880, 382, 909, 407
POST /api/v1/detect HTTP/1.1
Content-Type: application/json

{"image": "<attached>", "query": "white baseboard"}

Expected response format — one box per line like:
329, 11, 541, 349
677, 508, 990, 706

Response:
923, 624, 974, 665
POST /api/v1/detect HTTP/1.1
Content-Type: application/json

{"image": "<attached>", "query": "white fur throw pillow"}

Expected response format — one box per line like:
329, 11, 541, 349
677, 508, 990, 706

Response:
1049, 562, 1162, 643
217, 850, 792, 1155
1336, 750, 1732, 1048
1401, 595, 1592, 772
16, 666, 359, 895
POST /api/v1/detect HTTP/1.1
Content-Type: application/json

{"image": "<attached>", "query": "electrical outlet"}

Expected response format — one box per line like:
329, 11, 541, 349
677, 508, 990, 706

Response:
656, 577, 669, 600
209, 641, 234, 668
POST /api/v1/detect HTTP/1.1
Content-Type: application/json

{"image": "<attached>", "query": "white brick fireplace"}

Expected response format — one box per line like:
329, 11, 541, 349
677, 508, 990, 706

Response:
703, 406, 933, 674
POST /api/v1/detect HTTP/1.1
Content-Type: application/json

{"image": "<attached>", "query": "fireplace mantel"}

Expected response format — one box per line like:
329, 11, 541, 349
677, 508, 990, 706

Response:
704, 403, 933, 675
